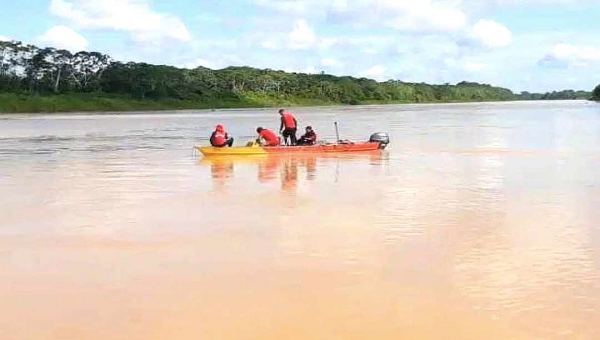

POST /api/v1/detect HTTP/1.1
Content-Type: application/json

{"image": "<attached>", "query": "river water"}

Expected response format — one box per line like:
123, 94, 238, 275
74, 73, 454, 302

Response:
1, 100, 599, 340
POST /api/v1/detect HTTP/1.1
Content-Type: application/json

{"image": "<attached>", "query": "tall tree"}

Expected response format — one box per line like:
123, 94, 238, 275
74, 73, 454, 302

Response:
592, 84, 600, 101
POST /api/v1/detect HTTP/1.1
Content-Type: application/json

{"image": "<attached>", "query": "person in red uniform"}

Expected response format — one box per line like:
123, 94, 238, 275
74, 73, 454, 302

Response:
278, 108, 298, 145
210, 124, 234, 147
297, 126, 317, 145
256, 127, 280, 146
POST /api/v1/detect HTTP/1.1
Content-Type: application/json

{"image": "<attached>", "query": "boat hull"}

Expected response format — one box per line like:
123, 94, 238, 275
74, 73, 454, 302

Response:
197, 141, 383, 156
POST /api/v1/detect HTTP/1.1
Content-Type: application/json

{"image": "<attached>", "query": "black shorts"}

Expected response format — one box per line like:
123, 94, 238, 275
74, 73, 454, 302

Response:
282, 128, 297, 137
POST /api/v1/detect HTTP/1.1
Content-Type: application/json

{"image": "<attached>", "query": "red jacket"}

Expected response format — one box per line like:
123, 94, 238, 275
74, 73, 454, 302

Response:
259, 129, 280, 146
280, 112, 297, 130
210, 125, 228, 146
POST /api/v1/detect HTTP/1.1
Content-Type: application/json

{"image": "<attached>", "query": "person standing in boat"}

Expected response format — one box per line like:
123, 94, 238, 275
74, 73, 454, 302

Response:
279, 108, 298, 146
210, 124, 234, 147
297, 126, 317, 145
256, 127, 281, 146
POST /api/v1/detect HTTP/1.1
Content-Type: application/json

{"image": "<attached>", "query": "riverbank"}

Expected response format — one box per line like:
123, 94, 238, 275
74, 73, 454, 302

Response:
0, 93, 344, 113
0, 92, 524, 114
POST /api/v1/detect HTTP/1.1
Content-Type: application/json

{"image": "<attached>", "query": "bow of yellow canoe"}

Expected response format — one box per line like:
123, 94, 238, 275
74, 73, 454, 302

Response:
196, 145, 268, 156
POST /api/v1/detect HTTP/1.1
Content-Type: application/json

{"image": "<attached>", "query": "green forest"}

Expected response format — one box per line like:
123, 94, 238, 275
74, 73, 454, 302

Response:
0, 40, 595, 113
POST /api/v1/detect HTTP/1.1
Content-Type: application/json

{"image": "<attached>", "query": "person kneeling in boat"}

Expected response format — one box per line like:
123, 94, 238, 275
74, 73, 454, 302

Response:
210, 124, 234, 147
296, 126, 317, 145
256, 127, 281, 146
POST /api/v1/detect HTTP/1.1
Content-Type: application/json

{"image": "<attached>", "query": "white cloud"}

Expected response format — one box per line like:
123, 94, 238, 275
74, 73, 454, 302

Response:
359, 65, 387, 81
0, 35, 11, 42
248, 1, 513, 60
303, 65, 318, 74
324, 0, 470, 33
443, 56, 485, 72
381, 0, 468, 32
319, 37, 339, 49
254, 1, 512, 51
489, 0, 575, 5
468, 19, 512, 48
284, 65, 318, 74
444, 57, 457, 67
331, 0, 348, 10
321, 58, 344, 67
37, 25, 88, 52
49, 0, 191, 44
261, 40, 278, 50
565, 76, 578, 84
196, 13, 222, 23
288, 19, 317, 50
253, 0, 314, 15
462, 60, 485, 72
551, 43, 600, 61
540, 43, 600, 67
443, 57, 485, 72
252, 21, 336, 52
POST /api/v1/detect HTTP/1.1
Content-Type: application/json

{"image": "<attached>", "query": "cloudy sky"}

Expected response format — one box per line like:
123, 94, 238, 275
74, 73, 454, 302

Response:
1, 0, 600, 93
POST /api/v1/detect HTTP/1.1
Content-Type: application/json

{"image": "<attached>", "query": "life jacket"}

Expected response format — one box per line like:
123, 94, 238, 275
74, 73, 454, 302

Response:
260, 129, 279, 146
282, 112, 296, 129
212, 131, 227, 145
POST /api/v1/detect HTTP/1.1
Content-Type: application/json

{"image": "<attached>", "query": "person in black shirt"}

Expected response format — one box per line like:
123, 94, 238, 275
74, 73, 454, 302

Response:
297, 126, 317, 145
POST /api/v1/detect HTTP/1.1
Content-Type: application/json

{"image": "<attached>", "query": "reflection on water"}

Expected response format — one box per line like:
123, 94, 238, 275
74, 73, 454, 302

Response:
1, 101, 600, 340
200, 152, 387, 195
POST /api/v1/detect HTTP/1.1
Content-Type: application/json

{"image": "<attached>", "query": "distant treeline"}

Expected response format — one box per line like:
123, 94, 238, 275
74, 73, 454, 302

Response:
0, 39, 594, 112
592, 84, 600, 101
517, 90, 592, 100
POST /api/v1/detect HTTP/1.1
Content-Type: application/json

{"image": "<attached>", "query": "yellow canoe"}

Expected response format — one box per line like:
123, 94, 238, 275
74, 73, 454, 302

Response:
196, 142, 269, 156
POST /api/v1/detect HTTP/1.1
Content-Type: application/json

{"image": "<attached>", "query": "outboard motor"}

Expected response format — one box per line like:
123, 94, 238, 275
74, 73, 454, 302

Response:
369, 132, 390, 149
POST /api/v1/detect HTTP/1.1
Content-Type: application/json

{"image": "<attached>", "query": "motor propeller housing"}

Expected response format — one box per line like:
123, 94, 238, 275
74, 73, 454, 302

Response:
369, 132, 390, 149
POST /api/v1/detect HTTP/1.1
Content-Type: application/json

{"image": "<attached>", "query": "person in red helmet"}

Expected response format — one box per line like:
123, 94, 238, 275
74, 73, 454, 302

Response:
210, 124, 234, 147
256, 127, 280, 146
